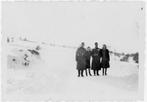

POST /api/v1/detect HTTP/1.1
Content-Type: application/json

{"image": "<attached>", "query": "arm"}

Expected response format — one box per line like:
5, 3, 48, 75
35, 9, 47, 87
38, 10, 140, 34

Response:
100, 49, 102, 62
107, 50, 110, 61
76, 48, 79, 62
91, 49, 94, 57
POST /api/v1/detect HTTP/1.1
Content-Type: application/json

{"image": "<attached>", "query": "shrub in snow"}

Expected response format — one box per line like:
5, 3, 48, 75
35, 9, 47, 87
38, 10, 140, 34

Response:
133, 53, 139, 63
120, 53, 139, 64
35, 45, 41, 51
28, 49, 40, 56
120, 55, 129, 62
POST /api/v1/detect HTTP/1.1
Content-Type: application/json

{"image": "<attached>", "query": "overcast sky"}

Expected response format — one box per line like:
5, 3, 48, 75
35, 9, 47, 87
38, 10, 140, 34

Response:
2, 1, 145, 53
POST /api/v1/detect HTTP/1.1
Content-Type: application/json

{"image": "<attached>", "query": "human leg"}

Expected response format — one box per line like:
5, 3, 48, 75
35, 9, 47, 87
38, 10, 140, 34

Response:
93, 70, 96, 76
97, 69, 99, 76
81, 70, 84, 77
88, 68, 92, 76
85, 69, 88, 76
78, 69, 80, 77
105, 68, 107, 75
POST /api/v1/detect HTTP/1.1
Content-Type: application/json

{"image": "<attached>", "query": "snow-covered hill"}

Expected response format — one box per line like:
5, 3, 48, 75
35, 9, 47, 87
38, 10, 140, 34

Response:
3, 39, 139, 101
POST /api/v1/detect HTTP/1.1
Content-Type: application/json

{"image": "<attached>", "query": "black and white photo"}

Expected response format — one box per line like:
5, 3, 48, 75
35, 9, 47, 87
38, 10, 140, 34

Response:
1, 1, 145, 101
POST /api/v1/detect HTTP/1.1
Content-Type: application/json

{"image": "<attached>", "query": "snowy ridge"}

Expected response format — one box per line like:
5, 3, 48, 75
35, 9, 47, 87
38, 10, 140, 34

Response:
7, 36, 139, 64
4, 37, 139, 100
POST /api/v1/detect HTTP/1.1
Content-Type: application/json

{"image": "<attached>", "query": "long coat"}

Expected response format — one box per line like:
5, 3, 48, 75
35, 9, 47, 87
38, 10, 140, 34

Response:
91, 48, 102, 70
101, 49, 110, 68
76, 47, 87, 70
85, 51, 91, 69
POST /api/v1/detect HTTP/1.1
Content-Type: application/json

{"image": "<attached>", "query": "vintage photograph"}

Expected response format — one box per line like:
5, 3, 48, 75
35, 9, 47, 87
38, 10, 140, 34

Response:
1, 1, 145, 101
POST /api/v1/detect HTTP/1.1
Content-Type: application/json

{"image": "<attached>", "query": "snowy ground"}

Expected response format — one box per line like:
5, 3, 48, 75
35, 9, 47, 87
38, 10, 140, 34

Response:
3, 41, 139, 101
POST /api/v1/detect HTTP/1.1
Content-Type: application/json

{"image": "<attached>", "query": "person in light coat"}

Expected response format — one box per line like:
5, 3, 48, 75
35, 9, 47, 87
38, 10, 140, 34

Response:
76, 42, 87, 77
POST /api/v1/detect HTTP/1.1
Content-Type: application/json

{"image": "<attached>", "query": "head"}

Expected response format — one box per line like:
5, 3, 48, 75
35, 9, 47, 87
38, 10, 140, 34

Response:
87, 46, 91, 51
94, 42, 98, 48
80, 42, 85, 48
103, 44, 107, 49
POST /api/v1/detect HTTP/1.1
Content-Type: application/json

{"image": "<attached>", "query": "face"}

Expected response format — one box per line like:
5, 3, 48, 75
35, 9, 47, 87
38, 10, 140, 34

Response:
95, 43, 98, 48
81, 43, 85, 47
103, 45, 106, 49
87, 47, 91, 51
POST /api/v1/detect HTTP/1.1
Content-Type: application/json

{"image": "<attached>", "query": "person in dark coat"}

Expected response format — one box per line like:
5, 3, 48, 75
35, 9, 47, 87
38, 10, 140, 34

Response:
84, 46, 92, 76
101, 44, 110, 76
91, 42, 102, 76
76, 42, 87, 77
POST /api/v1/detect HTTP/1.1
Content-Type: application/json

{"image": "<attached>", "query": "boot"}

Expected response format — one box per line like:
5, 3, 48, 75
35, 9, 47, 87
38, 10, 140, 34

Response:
78, 70, 80, 77
85, 69, 88, 76
93, 70, 96, 76
81, 70, 84, 77
102, 68, 105, 76
97, 70, 100, 76
105, 68, 107, 76
88, 69, 92, 76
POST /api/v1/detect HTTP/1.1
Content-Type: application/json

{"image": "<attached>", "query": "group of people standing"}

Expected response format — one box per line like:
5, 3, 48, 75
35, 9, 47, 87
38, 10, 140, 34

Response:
76, 42, 110, 77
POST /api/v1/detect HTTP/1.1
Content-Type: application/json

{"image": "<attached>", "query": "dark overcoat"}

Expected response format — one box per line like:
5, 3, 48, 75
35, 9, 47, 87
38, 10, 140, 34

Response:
91, 48, 102, 70
101, 49, 110, 68
85, 51, 91, 69
76, 47, 86, 70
